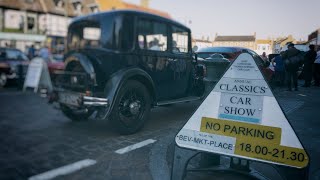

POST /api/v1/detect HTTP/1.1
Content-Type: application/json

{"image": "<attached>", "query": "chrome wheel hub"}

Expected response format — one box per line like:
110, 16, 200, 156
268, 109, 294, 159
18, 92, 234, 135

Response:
129, 101, 141, 115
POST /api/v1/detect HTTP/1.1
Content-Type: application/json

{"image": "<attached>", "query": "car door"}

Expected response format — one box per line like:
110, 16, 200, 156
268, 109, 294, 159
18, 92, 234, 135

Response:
166, 25, 192, 98
136, 18, 176, 101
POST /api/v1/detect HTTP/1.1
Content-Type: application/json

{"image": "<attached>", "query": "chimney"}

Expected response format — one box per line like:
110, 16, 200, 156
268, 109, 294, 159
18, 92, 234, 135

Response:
253, 32, 256, 38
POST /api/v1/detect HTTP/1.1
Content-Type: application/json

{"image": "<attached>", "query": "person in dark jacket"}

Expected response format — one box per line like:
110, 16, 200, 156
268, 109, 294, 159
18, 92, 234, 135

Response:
302, 45, 317, 87
314, 47, 320, 86
28, 44, 36, 59
281, 43, 301, 91
272, 53, 285, 86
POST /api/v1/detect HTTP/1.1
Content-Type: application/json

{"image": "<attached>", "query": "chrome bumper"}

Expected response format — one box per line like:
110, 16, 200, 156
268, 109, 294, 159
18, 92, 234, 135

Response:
83, 96, 108, 107
51, 89, 109, 108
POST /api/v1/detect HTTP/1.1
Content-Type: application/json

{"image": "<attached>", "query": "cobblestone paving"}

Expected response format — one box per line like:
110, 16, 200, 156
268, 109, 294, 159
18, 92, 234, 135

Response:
0, 90, 197, 180
0, 84, 318, 180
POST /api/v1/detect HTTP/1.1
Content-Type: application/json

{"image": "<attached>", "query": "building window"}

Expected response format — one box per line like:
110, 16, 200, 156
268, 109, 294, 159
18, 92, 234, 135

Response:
90, 6, 99, 13
72, 1, 83, 14
53, 0, 64, 8
27, 16, 35, 30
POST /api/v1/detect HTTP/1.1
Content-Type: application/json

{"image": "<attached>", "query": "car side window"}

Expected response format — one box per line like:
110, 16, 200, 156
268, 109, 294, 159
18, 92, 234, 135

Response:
68, 21, 101, 50
0, 50, 6, 61
20, 53, 29, 61
137, 19, 167, 52
172, 26, 189, 53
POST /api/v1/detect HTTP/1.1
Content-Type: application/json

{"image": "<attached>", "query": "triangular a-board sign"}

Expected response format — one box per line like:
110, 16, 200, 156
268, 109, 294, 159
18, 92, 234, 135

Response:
175, 53, 308, 168
23, 57, 53, 93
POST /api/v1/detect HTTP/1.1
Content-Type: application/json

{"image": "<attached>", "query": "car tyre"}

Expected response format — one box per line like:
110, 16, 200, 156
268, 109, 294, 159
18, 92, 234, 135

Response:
0, 73, 7, 88
110, 80, 151, 135
60, 104, 93, 121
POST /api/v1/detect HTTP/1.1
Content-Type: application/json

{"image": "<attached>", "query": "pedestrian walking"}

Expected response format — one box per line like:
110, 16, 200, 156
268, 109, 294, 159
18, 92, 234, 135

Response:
28, 44, 36, 59
281, 43, 302, 91
302, 45, 317, 87
272, 53, 285, 86
261, 52, 269, 62
38, 45, 50, 61
314, 47, 320, 86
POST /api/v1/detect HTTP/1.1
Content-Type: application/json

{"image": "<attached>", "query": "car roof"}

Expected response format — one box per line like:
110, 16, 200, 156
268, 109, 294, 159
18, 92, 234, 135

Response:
197, 46, 251, 53
71, 10, 190, 31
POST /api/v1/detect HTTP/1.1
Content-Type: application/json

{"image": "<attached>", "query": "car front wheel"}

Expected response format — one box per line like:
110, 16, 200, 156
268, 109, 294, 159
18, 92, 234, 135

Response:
110, 80, 151, 135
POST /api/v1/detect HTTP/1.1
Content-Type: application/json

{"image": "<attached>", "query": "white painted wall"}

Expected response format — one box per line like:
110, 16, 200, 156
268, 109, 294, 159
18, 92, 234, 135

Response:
255, 43, 272, 55
193, 41, 212, 49
4, 10, 25, 30
39, 14, 71, 37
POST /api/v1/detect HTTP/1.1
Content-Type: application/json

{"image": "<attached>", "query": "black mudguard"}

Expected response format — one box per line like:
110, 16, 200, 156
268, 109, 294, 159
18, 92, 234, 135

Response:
102, 67, 156, 118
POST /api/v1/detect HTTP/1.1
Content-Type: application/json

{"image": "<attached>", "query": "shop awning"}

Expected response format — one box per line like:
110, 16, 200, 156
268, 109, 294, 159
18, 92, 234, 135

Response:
0, 32, 46, 42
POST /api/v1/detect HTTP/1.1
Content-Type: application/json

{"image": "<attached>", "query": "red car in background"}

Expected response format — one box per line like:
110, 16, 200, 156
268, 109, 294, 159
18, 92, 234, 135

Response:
196, 47, 274, 82
47, 54, 65, 82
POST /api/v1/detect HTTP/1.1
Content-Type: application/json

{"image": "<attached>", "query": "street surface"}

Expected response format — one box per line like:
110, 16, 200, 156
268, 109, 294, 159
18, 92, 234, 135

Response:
0, 83, 319, 180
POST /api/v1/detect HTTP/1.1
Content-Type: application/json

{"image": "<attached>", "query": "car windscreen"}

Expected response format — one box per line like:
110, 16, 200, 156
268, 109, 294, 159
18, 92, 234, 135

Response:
51, 54, 64, 62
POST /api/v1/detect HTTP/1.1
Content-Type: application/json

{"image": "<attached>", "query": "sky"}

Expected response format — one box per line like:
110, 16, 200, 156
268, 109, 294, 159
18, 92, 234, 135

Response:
124, 0, 320, 41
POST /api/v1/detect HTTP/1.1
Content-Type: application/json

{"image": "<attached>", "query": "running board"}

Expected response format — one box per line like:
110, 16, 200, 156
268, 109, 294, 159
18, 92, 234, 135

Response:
157, 96, 201, 106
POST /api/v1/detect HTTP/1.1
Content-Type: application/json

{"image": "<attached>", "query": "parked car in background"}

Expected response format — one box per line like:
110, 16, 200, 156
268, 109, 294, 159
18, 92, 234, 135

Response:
196, 46, 274, 82
0, 48, 29, 87
47, 54, 65, 82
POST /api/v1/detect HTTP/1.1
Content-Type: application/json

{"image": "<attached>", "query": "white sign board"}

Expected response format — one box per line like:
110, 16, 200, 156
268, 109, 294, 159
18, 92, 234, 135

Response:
23, 58, 52, 93
175, 53, 308, 168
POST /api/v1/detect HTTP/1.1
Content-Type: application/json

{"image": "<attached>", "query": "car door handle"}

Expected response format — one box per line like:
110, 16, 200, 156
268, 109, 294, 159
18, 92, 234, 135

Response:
168, 58, 176, 61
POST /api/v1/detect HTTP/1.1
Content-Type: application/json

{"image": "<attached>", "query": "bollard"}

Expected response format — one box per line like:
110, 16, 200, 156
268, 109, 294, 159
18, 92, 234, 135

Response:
201, 57, 230, 96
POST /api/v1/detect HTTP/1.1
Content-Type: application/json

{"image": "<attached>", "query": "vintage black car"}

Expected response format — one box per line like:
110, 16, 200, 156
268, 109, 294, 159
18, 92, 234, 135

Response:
51, 10, 205, 134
